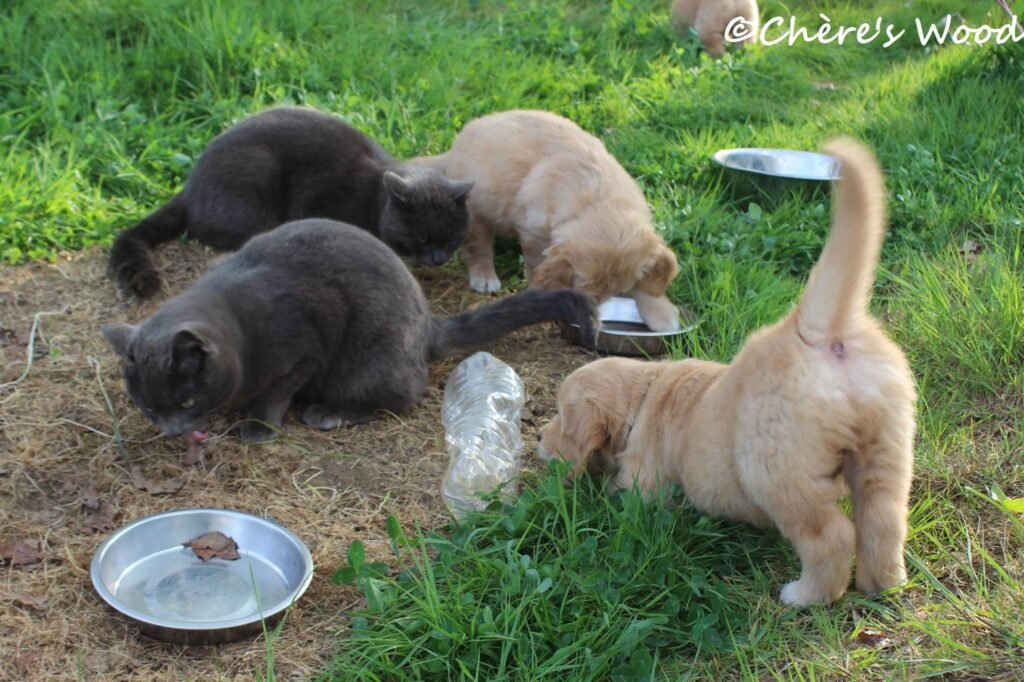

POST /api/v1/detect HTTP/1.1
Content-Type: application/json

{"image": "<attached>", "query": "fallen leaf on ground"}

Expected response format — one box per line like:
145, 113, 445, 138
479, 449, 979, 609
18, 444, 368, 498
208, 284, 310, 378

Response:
130, 469, 184, 495
62, 480, 100, 509
183, 531, 240, 561
854, 629, 897, 649
0, 539, 44, 567
12, 593, 49, 611
14, 653, 37, 677
84, 503, 115, 532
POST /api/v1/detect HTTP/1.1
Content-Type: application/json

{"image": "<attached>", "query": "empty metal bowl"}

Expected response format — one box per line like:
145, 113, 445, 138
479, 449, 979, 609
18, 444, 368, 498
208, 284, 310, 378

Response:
712, 148, 840, 182
562, 296, 698, 356
91, 508, 314, 645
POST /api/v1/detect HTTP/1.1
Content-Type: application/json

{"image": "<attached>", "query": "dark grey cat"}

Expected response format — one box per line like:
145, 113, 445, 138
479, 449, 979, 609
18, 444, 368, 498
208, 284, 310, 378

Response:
110, 106, 473, 298
103, 218, 596, 443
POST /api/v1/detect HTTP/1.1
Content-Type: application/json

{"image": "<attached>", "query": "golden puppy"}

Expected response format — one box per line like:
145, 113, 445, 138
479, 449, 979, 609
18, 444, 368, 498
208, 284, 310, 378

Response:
540, 138, 916, 607
415, 110, 681, 332
671, 0, 759, 58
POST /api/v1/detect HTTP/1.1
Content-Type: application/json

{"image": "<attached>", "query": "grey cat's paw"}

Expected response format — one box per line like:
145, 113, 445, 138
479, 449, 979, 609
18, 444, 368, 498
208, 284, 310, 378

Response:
237, 420, 279, 442
303, 403, 348, 430
302, 404, 379, 430
469, 274, 502, 294
302, 404, 349, 430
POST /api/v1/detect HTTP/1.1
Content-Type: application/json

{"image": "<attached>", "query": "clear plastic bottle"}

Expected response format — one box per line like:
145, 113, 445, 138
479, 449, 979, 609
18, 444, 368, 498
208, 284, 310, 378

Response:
441, 352, 526, 518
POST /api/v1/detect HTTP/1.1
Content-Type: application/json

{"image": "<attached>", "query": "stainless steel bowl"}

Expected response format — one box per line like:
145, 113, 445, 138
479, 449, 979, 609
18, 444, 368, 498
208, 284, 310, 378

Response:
712, 148, 840, 181
562, 297, 698, 356
91, 509, 313, 645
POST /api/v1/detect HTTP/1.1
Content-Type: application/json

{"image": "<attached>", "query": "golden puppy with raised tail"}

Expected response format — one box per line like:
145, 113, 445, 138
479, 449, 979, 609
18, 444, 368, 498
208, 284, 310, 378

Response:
540, 138, 916, 606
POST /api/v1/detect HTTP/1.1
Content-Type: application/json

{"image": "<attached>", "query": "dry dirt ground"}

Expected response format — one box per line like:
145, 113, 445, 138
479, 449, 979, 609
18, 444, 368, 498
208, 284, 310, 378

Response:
0, 242, 594, 681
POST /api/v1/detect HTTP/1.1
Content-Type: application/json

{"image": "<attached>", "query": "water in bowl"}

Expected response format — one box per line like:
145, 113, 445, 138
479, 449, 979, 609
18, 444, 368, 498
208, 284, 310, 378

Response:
114, 547, 291, 623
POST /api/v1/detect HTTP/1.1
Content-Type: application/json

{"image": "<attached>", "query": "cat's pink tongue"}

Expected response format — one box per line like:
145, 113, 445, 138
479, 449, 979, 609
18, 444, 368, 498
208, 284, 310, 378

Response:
184, 430, 209, 464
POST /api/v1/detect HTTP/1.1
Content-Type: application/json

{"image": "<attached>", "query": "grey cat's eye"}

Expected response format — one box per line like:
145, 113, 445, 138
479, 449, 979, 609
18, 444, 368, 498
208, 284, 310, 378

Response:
179, 398, 195, 409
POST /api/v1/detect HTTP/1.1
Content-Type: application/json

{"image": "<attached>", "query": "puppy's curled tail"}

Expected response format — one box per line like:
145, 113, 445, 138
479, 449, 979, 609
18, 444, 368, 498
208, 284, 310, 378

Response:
109, 194, 187, 298
429, 289, 597, 362
796, 138, 887, 346
407, 151, 449, 173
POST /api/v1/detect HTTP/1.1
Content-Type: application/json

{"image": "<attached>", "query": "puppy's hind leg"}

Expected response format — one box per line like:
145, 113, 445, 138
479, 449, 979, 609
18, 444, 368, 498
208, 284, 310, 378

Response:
754, 468, 854, 606
776, 502, 854, 606
848, 411, 915, 595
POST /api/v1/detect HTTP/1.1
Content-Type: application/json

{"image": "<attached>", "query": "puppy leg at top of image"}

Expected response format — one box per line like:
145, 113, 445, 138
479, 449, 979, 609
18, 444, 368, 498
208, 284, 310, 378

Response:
669, 0, 700, 35
671, 0, 760, 58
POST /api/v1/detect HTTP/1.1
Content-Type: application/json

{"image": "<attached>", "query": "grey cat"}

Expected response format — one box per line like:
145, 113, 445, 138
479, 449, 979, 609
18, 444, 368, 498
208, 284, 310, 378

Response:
110, 106, 473, 298
103, 218, 596, 443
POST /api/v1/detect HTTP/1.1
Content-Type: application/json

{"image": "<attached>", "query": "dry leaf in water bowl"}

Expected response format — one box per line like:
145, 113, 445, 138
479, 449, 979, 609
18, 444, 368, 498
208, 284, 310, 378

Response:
183, 531, 240, 561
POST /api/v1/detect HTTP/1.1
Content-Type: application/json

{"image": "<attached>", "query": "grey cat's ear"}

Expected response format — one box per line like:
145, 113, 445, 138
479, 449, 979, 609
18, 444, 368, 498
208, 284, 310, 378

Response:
448, 180, 474, 203
383, 170, 411, 202
166, 327, 217, 374
172, 328, 217, 359
102, 323, 136, 359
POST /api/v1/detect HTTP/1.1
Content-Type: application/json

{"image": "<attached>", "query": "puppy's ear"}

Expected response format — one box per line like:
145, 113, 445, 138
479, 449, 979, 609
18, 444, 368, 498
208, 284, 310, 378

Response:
636, 242, 679, 296
102, 323, 136, 359
532, 243, 575, 290
383, 170, 411, 202
557, 397, 612, 476
447, 179, 474, 204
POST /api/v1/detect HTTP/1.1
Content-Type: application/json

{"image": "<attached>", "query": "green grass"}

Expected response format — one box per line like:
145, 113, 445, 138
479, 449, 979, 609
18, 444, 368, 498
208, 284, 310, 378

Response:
2, 0, 1022, 679
325, 468, 1024, 680
327, 469, 787, 680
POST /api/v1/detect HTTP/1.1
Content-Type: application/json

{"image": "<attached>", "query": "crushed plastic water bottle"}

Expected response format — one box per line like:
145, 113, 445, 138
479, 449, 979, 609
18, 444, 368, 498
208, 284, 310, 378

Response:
441, 352, 526, 518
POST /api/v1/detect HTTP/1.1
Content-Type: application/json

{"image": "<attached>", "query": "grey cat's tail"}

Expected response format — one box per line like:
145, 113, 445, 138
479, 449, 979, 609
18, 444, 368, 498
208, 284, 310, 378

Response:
430, 289, 598, 361
109, 194, 187, 298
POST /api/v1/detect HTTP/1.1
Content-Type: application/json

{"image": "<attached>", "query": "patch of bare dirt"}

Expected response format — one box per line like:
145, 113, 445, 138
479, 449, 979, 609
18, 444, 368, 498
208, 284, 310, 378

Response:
0, 243, 593, 680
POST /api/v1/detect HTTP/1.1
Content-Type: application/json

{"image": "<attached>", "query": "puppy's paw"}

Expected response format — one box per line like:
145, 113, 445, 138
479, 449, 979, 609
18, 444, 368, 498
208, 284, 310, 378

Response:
780, 579, 842, 607
237, 420, 279, 442
469, 274, 502, 294
636, 297, 681, 333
